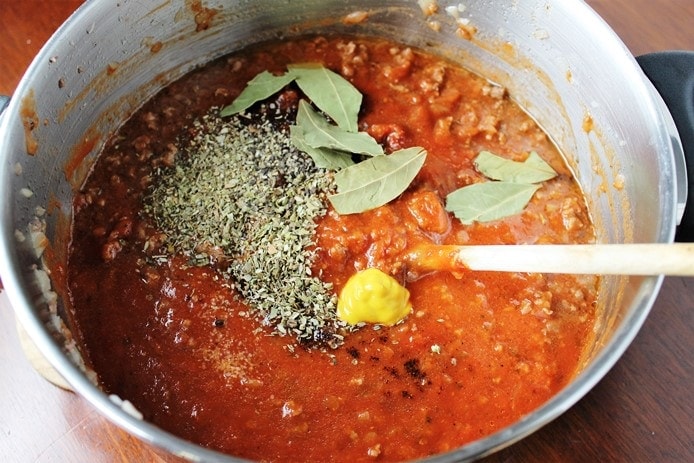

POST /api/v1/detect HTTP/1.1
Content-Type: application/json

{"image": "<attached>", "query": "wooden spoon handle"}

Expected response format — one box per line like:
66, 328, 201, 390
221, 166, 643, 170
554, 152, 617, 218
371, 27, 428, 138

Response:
406, 243, 694, 276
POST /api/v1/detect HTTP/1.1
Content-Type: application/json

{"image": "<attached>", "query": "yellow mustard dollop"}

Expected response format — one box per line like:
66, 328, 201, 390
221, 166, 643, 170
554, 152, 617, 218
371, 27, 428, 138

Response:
337, 268, 412, 326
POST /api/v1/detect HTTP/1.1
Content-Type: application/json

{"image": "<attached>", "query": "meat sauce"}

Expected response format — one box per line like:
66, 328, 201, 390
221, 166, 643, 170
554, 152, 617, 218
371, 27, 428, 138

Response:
67, 36, 597, 462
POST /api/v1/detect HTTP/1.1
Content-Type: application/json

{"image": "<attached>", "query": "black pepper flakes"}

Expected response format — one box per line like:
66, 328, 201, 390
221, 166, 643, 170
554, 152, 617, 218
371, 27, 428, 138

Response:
347, 347, 360, 359
404, 358, 426, 380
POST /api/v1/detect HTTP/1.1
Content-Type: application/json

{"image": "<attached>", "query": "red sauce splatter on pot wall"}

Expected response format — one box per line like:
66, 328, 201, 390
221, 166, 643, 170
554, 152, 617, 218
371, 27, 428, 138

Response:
188, 0, 218, 32
20, 89, 39, 155
64, 131, 98, 184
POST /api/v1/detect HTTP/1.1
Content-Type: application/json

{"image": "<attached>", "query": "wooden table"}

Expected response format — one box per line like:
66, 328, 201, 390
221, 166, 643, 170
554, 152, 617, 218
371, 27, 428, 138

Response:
0, 1, 692, 461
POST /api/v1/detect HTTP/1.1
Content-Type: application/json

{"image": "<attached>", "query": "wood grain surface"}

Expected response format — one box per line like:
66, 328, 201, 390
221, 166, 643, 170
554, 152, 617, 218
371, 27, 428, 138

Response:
0, 1, 692, 462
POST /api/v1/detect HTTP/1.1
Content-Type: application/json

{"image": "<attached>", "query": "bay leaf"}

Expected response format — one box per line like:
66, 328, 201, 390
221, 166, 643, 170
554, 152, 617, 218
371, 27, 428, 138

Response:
296, 100, 384, 157
289, 125, 355, 170
329, 147, 427, 214
445, 181, 541, 224
219, 71, 296, 117
289, 63, 362, 132
474, 150, 558, 184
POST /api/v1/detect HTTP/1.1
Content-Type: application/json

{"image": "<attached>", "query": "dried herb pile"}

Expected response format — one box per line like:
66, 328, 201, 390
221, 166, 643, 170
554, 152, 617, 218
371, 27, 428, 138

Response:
145, 110, 346, 347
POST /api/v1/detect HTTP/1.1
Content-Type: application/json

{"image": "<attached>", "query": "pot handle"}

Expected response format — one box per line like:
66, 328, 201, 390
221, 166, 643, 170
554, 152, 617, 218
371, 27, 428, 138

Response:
636, 51, 694, 242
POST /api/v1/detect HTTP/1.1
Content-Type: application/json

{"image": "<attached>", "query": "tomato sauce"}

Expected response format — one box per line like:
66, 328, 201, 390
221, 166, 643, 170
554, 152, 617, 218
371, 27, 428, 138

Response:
67, 36, 597, 462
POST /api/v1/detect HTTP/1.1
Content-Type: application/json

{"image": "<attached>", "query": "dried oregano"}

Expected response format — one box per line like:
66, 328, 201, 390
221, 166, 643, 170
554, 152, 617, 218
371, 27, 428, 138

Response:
144, 108, 348, 348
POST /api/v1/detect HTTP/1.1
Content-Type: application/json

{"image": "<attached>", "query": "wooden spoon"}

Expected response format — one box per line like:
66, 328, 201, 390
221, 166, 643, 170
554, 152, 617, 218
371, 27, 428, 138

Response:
405, 243, 694, 276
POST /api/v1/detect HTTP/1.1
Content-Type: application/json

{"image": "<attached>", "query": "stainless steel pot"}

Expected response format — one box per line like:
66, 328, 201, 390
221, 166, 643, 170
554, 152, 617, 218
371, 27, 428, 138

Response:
0, 1, 691, 461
